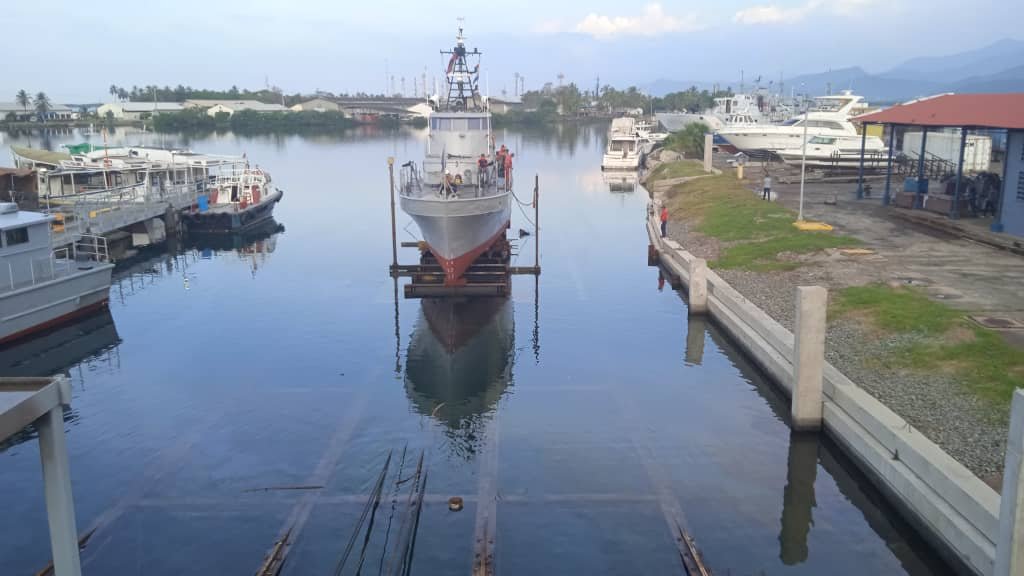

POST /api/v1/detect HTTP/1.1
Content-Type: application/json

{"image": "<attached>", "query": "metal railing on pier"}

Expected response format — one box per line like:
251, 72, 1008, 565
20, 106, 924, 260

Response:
45, 179, 204, 247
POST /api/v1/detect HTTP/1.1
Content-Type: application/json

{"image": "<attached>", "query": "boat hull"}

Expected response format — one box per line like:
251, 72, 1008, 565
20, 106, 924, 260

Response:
0, 264, 114, 346
602, 153, 643, 171
400, 193, 511, 285
777, 150, 890, 169
184, 190, 283, 232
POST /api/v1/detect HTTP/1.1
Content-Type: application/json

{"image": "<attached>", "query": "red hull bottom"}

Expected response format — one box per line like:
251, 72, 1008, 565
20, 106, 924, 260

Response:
429, 224, 509, 286
0, 299, 110, 347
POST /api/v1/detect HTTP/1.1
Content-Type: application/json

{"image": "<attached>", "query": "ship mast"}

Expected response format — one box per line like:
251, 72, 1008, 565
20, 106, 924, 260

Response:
440, 22, 483, 111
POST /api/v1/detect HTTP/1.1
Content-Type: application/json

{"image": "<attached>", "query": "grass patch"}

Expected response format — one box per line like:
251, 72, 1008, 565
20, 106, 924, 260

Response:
648, 160, 706, 181
833, 284, 1024, 409
663, 174, 858, 270
831, 284, 960, 335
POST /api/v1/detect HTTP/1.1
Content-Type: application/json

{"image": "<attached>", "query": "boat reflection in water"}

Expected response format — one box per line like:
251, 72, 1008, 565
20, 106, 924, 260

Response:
0, 308, 120, 378
188, 218, 284, 277
603, 171, 639, 194
187, 218, 284, 254
405, 297, 514, 458
0, 308, 120, 450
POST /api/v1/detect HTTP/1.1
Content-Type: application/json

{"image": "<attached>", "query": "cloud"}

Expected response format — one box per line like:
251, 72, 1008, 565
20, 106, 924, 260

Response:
733, 1, 820, 24
733, 0, 880, 24
573, 4, 700, 39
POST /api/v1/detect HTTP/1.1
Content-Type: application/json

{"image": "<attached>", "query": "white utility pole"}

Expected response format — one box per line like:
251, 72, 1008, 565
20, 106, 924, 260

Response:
798, 103, 809, 221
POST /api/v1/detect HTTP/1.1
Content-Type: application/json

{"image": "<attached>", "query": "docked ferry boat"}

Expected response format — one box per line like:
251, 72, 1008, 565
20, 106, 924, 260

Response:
0, 203, 112, 345
399, 26, 511, 286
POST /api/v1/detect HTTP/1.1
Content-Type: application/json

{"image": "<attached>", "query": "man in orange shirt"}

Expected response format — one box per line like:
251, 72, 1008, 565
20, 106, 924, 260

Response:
503, 152, 514, 190
660, 205, 669, 237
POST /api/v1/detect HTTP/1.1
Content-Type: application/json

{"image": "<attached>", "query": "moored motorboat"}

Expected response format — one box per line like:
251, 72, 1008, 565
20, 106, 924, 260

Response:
602, 117, 644, 171
399, 25, 511, 286
182, 165, 284, 232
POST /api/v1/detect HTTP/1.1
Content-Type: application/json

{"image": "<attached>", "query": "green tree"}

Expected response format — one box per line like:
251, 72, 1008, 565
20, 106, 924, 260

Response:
663, 122, 710, 157
109, 84, 118, 101
33, 92, 51, 121
4, 111, 17, 123
15, 90, 30, 115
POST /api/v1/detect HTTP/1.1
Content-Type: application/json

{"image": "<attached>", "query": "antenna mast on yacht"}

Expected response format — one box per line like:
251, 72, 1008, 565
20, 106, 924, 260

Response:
441, 19, 483, 111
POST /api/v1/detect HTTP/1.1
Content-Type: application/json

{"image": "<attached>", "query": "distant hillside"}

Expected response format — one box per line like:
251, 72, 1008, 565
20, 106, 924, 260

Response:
644, 38, 1024, 103
880, 38, 1024, 83
949, 63, 1024, 94
784, 66, 942, 103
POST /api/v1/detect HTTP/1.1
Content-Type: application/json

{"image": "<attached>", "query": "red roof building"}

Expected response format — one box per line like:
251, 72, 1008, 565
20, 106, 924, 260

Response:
855, 93, 1024, 130
849, 93, 1024, 237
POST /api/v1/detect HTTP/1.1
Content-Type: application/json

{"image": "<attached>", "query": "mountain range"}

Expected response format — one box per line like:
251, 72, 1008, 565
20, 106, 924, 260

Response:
643, 38, 1024, 103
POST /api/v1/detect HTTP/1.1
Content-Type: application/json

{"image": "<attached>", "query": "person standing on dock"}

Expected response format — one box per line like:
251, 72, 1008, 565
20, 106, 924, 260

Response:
660, 205, 669, 237
762, 172, 772, 201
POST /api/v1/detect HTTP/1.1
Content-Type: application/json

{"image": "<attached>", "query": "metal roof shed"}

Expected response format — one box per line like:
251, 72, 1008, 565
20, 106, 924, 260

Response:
852, 93, 1024, 236
1, 377, 82, 575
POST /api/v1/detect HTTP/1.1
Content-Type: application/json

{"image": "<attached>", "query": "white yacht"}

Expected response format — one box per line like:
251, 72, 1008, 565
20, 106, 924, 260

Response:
775, 135, 888, 169
602, 118, 644, 171
717, 91, 875, 154
0, 203, 112, 345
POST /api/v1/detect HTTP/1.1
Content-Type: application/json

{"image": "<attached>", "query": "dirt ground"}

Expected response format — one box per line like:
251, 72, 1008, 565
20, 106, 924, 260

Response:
732, 156, 1024, 337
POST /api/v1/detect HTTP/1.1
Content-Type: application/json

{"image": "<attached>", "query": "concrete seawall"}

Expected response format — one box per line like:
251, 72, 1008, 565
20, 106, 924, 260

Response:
646, 203, 1000, 575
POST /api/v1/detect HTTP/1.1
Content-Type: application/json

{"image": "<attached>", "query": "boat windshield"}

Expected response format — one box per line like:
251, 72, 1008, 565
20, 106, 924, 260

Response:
781, 118, 802, 126
809, 136, 837, 145
813, 97, 853, 112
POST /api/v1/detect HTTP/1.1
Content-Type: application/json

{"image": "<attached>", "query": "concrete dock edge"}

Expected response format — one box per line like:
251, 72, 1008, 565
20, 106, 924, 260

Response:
647, 203, 1000, 575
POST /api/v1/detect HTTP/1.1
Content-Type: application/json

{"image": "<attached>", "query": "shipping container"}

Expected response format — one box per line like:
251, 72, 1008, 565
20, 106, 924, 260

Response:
902, 131, 993, 172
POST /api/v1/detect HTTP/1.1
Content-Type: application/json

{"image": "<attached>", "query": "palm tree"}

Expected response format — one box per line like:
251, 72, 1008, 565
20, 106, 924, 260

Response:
109, 84, 118, 101
15, 90, 30, 116
34, 92, 51, 122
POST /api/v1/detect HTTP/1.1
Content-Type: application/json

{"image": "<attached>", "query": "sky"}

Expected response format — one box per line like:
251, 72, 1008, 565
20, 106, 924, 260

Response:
1, 0, 1019, 102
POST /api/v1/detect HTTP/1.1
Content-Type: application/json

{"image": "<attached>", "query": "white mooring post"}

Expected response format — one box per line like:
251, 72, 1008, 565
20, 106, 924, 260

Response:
791, 286, 827, 431
703, 134, 713, 173
37, 377, 82, 576
996, 389, 1024, 575
689, 258, 708, 315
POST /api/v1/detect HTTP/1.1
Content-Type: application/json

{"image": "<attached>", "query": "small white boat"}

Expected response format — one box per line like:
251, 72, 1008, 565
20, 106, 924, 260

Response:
776, 135, 888, 169
0, 203, 113, 345
602, 118, 644, 171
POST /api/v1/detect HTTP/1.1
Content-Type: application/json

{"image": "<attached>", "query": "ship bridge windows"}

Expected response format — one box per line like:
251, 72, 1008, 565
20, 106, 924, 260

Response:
809, 136, 837, 145
431, 116, 491, 132
4, 227, 28, 247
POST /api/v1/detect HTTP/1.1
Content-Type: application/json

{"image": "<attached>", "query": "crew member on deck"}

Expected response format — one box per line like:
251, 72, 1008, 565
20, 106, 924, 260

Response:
496, 145, 508, 178
477, 153, 489, 186
503, 153, 514, 190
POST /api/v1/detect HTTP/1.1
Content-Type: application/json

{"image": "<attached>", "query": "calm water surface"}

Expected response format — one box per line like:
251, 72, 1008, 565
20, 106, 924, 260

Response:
0, 125, 951, 575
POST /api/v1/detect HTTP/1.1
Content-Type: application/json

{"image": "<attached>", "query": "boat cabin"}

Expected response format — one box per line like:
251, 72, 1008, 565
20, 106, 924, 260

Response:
0, 203, 55, 291
424, 111, 493, 187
